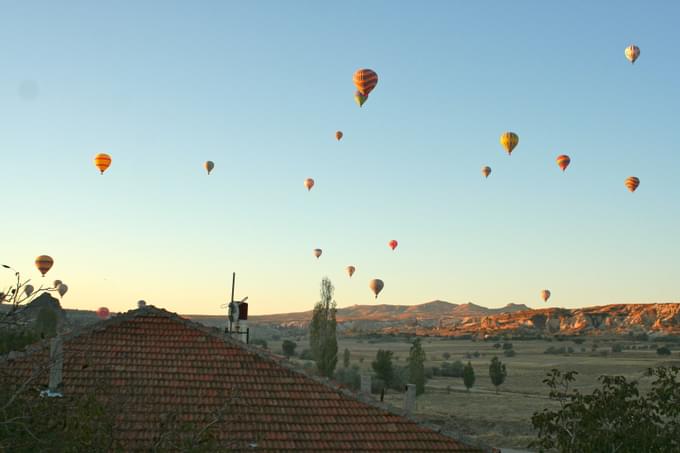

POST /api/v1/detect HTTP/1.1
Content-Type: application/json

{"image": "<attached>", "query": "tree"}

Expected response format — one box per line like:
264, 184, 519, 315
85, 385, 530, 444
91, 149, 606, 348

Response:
530, 367, 680, 452
489, 356, 506, 393
407, 338, 427, 395
282, 340, 296, 357
309, 277, 338, 378
442, 352, 451, 360
372, 350, 394, 387
462, 361, 475, 392
343, 348, 350, 368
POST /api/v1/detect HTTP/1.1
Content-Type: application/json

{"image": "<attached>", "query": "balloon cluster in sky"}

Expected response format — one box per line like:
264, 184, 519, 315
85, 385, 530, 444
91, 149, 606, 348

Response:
86, 47, 642, 304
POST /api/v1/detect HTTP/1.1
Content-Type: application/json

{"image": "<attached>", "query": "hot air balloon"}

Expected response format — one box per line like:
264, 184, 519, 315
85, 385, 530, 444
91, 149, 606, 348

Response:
540, 289, 551, 303
625, 176, 640, 192
313, 249, 322, 259
369, 279, 384, 299
500, 132, 519, 155
482, 166, 492, 178
335, 131, 343, 141
96, 307, 110, 320
53, 279, 62, 288
35, 255, 53, 276
346, 265, 356, 278
388, 240, 398, 251
625, 45, 640, 64
304, 178, 315, 191
353, 69, 378, 97
204, 161, 215, 175
24, 284, 34, 297
57, 283, 68, 298
556, 155, 571, 172
94, 153, 112, 175
354, 91, 368, 107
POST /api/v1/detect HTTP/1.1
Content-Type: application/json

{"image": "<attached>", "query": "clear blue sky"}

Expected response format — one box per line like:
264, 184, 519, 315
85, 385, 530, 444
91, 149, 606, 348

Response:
1, 1, 679, 315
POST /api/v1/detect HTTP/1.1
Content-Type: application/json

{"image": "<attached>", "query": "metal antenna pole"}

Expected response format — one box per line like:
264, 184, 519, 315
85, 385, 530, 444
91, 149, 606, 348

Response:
231, 272, 236, 303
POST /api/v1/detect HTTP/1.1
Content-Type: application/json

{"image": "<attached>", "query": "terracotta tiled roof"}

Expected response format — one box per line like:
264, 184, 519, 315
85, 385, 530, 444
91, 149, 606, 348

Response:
1, 306, 484, 452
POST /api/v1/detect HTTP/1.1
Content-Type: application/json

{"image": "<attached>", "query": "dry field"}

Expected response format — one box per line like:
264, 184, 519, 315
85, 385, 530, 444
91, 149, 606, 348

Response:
267, 335, 680, 450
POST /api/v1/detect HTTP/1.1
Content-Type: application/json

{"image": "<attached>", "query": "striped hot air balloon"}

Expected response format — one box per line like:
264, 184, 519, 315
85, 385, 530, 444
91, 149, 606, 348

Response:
625, 176, 640, 192
94, 153, 112, 175
35, 255, 54, 276
335, 131, 343, 141
353, 69, 378, 96
346, 265, 356, 278
625, 45, 640, 64
556, 155, 571, 172
304, 178, 315, 191
500, 132, 519, 155
354, 91, 368, 107
482, 166, 492, 178
369, 279, 384, 299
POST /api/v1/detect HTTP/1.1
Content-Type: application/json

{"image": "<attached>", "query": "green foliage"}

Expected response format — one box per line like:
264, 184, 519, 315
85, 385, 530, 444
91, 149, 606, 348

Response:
488, 356, 507, 393
309, 278, 338, 378
281, 340, 296, 357
371, 350, 394, 387
530, 367, 680, 452
442, 352, 451, 360
502, 342, 513, 350
572, 338, 585, 345
611, 343, 623, 353
440, 361, 464, 377
493, 343, 501, 349
343, 348, 350, 368
657, 346, 671, 356
544, 346, 574, 355
462, 361, 475, 392
407, 338, 427, 395
334, 365, 361, 391
503, 349, 516, 358
250, 338, 268, 349
299, 349, 313, 360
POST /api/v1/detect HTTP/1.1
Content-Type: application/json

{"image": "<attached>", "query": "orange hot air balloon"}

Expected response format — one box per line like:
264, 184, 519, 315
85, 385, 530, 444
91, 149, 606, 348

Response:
335, 131, 343, 141
35, 255, 54, 276
94, 153, 112, 175
556, 155, 571, 172
482, 166, 492, 178
625, 176, 640, 192
500, 132, 519, 155
369, 279, 384, 299
96, 307, 110, 320
346, 265, 356, 278
204, 161, 215, 175
353, 69, 378, 97
304, 178, 315, 191
625, 45, 640, 64
313, 249, 322, 259
388, 240, 398, 251
540, 289, 551, 302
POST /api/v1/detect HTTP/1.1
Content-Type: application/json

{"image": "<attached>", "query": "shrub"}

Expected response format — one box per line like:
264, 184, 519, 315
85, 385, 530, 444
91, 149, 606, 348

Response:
440, 361, 465, 377
573, 338, 585, 345
334, 366, 361, 391
282, 340, 297, 357
503, 349, 516, 358
502, 342, 513, 350
299, 349, 314, 360
493, 343, 501, 349
612, 343, 624, 353
442, 352, 451, 360
657, 346, 671, 356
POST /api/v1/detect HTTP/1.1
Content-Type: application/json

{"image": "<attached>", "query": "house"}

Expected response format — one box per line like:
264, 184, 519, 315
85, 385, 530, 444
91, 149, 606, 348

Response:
1, 305, 486, 451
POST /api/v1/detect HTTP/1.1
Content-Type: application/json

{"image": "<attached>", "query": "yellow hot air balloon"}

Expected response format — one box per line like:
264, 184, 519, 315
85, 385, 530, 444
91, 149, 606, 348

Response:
625, 45, 640, 64
94, 153, 112, 175
500, 132, 519, 155
556, 155, 571, 172
336, 131, 343, 141
204, 161, 215, 175
313, 249, 322, 259
625, 176, 640, 192
35, 255, 54, 276
540, 289, 551, 302
304, 178, 315, 191
482, 166, 492, 178
346, 265, 356, 278
369, 279, 384, 299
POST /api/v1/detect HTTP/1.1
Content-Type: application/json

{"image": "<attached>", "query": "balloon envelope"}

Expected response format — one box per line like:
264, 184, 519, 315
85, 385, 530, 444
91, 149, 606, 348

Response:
335, 131, 343, 141
35, 255, 54, 276
24, 284, 34, 297
96, 307, 110, 320
353, 69, 378, 96
388, 240, 398, 250
313, 249, 322, 259
57, 284, 68, 298
540, 289, 551, 302
204, 161, 214, 175
354, 91, 368, 107
625, 45, 640, 64
304, 178, 315, 191
346, 266, 356, 278
500, 132, 519, 155
53, 280, 62, 288
94, 153, 112, 175
369, 279, 384, 299
556, 155, 571, 172
625, 176, 640, 192
482, 166, 492, 178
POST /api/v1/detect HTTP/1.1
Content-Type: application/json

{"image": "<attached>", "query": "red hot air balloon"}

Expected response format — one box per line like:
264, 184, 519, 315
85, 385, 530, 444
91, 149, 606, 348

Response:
388, 240, 398, 251
96, 307, 110, 320
353, 69, 378, 97
556, 155, 571, 172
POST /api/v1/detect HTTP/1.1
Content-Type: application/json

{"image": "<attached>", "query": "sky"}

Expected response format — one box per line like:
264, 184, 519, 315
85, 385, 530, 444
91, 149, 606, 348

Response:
1, 1, 679, 315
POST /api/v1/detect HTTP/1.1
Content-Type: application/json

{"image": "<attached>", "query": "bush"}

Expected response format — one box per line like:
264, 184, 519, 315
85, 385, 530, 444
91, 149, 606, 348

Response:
334, 366, 361, 391
573, 338, 585, 345
502, 342, 513, 350
299, 349, 314, 360
612, 343, 624, 353
442, 352, 451, 360
440, 361, 465, 377
657, 346, 672, 356
282, 340, 297, 357
493, 343, 501, 349
503, 349, 516, 357
473, 351, 480, 358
